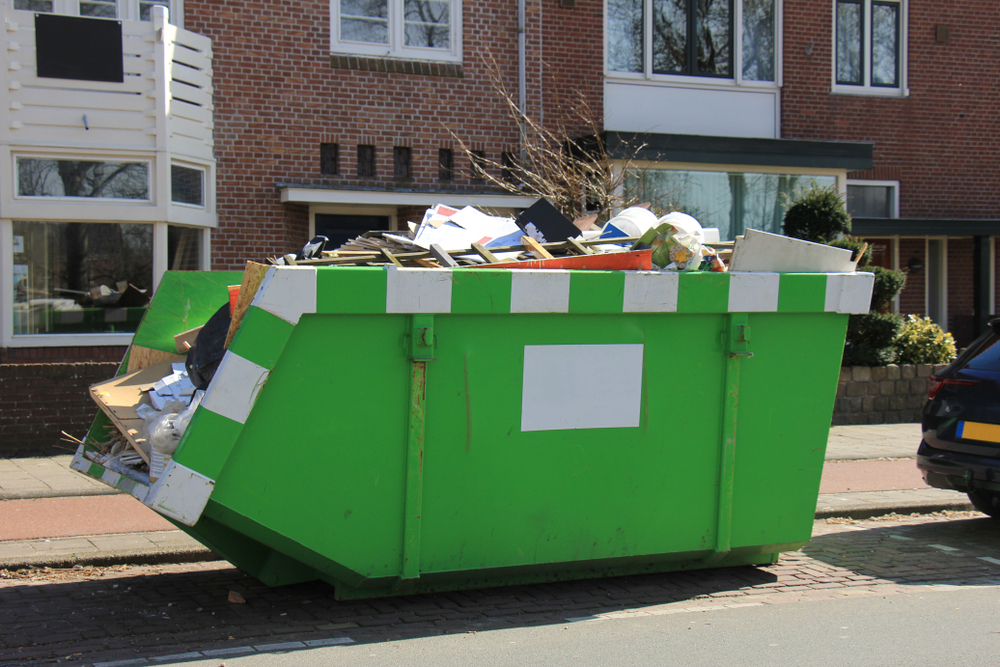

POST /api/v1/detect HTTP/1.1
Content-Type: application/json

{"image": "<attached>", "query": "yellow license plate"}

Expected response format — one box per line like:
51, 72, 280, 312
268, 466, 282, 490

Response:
958, 421, 1000, 443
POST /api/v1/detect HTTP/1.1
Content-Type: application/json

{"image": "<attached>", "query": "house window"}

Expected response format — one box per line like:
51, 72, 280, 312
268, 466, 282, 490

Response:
170, 164, 204, 206
320, 143, 340, 175
847, 181, 898, 218
332, 0, 462, 63
438, 148, 453, 181
835, 0, 904, 93
626, 169, 837, 240
12, 221, 152, 335
13, 0, 174, 22
357, 144, 375, 177
16, 158, 150, 200
607, 0, 776, 83
393, 146, 412, 179
469, 150, 486, 183
167, 225, 203, 271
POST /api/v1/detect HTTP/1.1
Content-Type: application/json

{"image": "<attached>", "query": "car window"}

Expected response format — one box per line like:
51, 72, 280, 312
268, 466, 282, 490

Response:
957, 332, 1000, 372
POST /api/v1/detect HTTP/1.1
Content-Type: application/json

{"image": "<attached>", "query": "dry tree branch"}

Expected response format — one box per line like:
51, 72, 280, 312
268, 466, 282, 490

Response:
446, 52, 648, 222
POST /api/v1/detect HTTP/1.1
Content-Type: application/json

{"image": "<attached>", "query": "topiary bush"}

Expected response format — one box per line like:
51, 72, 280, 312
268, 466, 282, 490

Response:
782, 184, 852, 243
843, 312, 903, 366
894, 315, 957, 365
869, 265, 908, 312
781, 185, 908, 367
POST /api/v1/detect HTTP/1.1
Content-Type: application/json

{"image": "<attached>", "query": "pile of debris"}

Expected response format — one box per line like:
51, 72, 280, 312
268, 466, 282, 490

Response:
273, 200, 731, 272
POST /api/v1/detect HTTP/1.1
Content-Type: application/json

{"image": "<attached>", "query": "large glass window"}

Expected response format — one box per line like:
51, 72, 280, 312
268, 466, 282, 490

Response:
607, 0, 776, 83
12, 222, 152, 335
626, 169, 837, 240
13, 0, 173, 21
835, 0, 902, 91
333, 0, 461, 62
847, 182, 897, 218
17, 158, 150, 200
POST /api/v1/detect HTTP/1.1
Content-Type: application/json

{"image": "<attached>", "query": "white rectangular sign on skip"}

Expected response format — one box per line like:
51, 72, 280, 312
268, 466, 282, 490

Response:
521, 344, 644, 432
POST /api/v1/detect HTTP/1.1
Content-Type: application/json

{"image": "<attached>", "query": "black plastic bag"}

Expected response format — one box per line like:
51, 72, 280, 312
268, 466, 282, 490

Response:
185, 303, 232, 390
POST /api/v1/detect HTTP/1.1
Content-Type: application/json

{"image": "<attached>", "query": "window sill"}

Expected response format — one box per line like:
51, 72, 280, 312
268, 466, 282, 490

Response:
604, 73, 779, 91
330, 54, 464, 78
831, 86, 909, 99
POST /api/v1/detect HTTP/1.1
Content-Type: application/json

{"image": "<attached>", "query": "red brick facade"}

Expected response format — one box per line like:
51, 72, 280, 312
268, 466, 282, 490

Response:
782, 1, 1000, 346
185, 0, 605, 271
782, 1, 1000, 218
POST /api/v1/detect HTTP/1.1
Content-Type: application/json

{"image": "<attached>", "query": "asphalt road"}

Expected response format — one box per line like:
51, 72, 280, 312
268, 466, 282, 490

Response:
3, 512, 999, 666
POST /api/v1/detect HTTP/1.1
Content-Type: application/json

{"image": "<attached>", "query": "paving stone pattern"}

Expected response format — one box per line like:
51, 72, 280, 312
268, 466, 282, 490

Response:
2, 513, 998, 666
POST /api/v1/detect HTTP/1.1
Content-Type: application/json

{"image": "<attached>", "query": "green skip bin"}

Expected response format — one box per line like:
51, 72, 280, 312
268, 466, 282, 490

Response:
73, 264, 873, 599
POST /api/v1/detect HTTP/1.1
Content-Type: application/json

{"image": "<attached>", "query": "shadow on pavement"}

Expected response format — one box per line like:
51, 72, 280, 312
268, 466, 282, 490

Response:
803, 515, 1000, 586
0, 561, 777, 663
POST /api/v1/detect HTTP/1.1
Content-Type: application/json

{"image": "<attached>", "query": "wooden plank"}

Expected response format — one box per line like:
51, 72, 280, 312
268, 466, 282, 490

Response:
429, 243, 461, 268
565, 238, 594, 255
471, 243, 500, 263
521, 236, 554, 259
381, 248, 403, 267
225, 261, 270, 349
126, 345, 185, 373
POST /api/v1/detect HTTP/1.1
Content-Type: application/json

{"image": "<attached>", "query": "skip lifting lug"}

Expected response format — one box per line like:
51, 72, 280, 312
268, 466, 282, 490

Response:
726, 320, 754, 359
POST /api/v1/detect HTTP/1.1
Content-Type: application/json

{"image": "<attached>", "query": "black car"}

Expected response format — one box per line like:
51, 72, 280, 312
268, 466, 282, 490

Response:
917, 319, 1000, 518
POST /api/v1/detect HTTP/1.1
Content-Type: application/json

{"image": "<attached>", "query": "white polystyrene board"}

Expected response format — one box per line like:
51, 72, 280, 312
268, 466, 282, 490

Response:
385, 265, 454, 313
623, 271, 679, 312
728, 272, 780, 312
146, 460, 215, 527
510, 270, 571, 313
521, 344, 643, 432
825, 272, 875, 314
201, 351, 270, 425
251, 266, 317, 325
729, 229, 856, 273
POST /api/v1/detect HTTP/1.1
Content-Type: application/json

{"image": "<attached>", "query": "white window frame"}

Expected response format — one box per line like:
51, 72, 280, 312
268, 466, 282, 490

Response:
831, 0, 908, 97
10, 0, 182, 25
169, 161, 207, 209
1, 219, 208, 347
14, 155, 153, 203
846, 179, 899, 218
604, 0, 783, 89
330, 0, 463, 63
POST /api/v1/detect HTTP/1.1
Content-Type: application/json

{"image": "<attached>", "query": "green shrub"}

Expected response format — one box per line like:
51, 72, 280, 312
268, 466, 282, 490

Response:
782, 185, 852, 243
894, 315, 957, 365
843, 313, 903, 366
870, 266, 907, 312
829, 237, 872, 265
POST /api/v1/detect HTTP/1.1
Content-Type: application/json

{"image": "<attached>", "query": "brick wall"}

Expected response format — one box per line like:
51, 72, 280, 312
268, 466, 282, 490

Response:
185, 0, 605, 271
0, 346, 127, 364
782, 1, 1000, 218
0, 363, 118, 457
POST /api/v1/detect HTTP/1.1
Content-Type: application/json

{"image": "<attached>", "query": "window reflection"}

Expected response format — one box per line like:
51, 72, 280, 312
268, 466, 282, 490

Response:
627, 170, 837, 240
871, 2, 898, 86
341, 0, 389, 44
404, 0, 450, 49
12, 222, 152, 335
836, 1, 862, 84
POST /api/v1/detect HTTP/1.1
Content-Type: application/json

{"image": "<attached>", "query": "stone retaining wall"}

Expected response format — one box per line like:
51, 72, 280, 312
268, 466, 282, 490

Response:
832, 364, 950, 425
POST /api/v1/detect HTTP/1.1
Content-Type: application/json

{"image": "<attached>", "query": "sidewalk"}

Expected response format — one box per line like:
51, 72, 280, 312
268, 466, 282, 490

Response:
0, 423, 973, 571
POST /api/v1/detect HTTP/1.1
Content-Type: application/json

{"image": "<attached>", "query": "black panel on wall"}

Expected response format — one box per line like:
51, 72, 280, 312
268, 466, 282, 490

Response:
35, 13, 124, 83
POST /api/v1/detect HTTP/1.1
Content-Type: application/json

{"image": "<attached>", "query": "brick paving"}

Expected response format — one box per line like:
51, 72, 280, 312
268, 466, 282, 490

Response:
1, 512, 998, 666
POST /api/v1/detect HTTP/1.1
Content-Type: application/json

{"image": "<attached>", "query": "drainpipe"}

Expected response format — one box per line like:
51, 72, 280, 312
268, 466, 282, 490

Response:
518, 0, 527, 163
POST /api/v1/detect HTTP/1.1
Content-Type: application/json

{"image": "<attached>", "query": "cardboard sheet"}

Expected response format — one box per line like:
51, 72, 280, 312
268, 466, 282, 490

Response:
90, 358, 184, 464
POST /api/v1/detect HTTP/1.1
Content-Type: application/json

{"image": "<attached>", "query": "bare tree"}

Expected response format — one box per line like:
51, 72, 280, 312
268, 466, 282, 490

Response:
448, 54, 648, 222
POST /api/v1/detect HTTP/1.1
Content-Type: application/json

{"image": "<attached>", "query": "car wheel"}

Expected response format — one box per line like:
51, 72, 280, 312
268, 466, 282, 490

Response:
967, 490, 1000, 518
